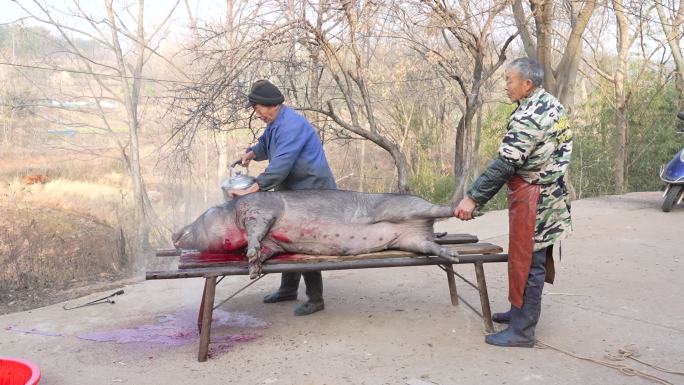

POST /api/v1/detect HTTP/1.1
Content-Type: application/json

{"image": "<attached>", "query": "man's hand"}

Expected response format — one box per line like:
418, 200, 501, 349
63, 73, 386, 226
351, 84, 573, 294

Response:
229, 182, 259, 198
240, 151, 256, 167
454, 196, 477, 221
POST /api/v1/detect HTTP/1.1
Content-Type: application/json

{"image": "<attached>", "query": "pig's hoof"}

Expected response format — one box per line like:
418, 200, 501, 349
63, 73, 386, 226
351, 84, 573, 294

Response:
248, 260, 263, 279
247, 247, 260, 265
440, 250, 459, 263
248, 264, 261, 279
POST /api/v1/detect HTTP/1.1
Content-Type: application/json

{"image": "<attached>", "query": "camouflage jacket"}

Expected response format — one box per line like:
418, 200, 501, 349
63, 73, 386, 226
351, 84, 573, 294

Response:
499, 88, 573, 250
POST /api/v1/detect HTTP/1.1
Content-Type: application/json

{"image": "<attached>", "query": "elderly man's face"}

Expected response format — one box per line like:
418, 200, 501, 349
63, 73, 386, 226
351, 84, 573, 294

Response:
253, 104, 280, 124
505, 69, 536, 102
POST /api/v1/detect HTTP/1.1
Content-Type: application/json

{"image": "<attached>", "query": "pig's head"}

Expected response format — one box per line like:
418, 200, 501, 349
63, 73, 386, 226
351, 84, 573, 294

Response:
172, 202, 246, 252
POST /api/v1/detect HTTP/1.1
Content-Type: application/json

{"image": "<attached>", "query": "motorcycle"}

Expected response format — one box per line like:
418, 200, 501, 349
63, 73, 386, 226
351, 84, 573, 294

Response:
659, 111, 684, 212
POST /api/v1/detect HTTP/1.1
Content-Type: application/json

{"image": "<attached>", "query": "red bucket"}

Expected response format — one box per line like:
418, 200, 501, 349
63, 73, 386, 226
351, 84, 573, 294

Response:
0, 357, 41, 385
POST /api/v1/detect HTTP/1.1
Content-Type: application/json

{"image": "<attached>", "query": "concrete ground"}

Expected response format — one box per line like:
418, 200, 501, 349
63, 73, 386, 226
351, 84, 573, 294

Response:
1, 192, 682, 385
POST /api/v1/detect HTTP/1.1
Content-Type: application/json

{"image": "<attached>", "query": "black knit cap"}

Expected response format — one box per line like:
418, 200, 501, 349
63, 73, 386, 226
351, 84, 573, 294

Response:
246, 79, 285, 108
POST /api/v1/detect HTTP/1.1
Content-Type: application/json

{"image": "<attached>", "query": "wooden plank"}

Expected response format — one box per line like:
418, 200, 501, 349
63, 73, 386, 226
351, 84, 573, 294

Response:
178, 243, 502, 269
156, 248, 181, 257
147, 253, 509, 280
434, 233, 478, 244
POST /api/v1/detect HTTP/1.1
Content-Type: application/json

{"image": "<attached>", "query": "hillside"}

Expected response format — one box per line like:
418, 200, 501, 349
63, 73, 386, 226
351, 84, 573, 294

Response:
0, 203, 127, 314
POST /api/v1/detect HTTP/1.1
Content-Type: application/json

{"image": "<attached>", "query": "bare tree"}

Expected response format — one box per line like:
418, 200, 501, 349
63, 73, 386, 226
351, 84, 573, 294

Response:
404, 0, 517, 200
583, 1, 662, 193
168, 1, 276, 160
13, 0, 180, 269
171, 1, 477, 194
296, 1, 414, 192
513, 0, 597, 111
511, 0, 597, 199
611, 0, 631, 194
655, 0, 684, 112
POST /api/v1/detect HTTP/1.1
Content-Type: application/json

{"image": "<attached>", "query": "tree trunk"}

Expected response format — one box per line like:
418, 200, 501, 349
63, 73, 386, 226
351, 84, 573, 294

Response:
106, 0, 150, 270
452, 107, 477, 202
309, 0, 326, 142
392, 147, 411, 194
515, 0, 597, 200
532, 0, 556, 91
612, 0, 629, 194
472, 107, 483, 178
218, 0, 237, 185
359, 139, 366, 191
655, 1, 684, 124
204, 135, 209, 206
613, 101, 627, 194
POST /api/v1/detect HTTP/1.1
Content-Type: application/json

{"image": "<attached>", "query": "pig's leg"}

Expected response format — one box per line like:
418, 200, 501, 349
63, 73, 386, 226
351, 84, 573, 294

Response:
394, 238, 460, 263
372, 198, 454, 223
244, 215, 277, 279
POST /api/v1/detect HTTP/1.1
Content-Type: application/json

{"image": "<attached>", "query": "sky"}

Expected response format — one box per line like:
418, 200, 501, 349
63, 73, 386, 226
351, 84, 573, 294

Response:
2, 0, 228, 39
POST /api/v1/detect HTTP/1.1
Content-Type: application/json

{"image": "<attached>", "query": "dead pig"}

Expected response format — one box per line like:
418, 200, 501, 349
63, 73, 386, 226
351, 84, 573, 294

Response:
173, 190, 459, 278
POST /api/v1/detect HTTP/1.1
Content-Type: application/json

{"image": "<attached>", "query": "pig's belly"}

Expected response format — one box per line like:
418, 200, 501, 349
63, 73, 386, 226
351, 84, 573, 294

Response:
267, 220, 406, 255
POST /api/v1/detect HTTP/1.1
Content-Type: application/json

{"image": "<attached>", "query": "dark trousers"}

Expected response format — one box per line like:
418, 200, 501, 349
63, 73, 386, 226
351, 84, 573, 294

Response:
512, 247, 548, 337
523, 247, 548, 308
278, 271, 323, 303
487, 246, 550, 346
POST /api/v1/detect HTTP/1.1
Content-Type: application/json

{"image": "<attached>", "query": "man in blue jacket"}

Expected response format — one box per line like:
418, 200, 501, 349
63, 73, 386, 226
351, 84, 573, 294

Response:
235, 80, 337, 316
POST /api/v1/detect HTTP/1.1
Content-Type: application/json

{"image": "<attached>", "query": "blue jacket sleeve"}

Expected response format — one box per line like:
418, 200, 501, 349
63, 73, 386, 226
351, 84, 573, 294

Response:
250, 133, 268, 161
256, 122, 307, 191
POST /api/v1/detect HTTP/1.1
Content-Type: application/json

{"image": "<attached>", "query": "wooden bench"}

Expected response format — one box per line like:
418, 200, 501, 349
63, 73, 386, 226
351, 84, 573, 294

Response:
147, 233, 506, 362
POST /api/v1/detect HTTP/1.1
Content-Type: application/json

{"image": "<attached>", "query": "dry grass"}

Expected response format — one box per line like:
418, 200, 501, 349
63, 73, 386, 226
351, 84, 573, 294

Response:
0, 148, 135, 312
3, 177, 128, 226
0, 202, 127, 311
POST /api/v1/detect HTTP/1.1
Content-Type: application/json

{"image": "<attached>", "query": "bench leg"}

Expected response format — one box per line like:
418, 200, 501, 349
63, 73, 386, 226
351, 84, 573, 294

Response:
198, 276, 217, 362
444, 264, 458, 306
197, 282, 207, 333
474, 262, 494, 333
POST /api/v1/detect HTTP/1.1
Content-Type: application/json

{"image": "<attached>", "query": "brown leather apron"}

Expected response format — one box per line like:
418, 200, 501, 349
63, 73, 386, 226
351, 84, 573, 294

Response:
507, 175, 540, 308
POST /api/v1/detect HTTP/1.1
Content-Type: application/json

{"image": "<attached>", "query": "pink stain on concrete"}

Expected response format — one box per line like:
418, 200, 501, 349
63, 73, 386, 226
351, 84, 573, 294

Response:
76, 308, 268, 353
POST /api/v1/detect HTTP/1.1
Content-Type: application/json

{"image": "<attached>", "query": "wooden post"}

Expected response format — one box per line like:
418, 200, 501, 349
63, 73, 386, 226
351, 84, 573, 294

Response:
474, 262, 494, 333
198, 276, 217, 362
444, 264, 458, 305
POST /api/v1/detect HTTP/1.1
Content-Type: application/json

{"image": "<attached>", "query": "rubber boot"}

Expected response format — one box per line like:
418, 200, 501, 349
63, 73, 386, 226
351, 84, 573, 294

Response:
485, 302, 539, 347
263, 272, 300, 303
294, 271, 324, 316
492, 306, 512, 324
485, 248, 547, 347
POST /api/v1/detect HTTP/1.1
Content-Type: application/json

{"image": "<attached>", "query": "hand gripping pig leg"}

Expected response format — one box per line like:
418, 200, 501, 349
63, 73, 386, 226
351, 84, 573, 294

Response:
244, 215, 276, 279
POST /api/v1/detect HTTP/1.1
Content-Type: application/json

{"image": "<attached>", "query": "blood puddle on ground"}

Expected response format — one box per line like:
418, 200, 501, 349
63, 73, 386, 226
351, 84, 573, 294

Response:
75, 308, 268, 357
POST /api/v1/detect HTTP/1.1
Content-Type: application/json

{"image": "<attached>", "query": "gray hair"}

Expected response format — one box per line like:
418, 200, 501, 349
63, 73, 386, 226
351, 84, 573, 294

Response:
507, 58, 544, 87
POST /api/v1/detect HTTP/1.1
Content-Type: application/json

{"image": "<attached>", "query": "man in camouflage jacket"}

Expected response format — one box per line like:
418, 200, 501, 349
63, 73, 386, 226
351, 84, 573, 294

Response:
454, 57, 572, 347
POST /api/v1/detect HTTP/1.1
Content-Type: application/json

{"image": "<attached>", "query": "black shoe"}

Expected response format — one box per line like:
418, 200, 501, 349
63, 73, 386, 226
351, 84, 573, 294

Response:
293, 301, 324, 316
492, 309, 511, 324
263, 292, 297, 303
